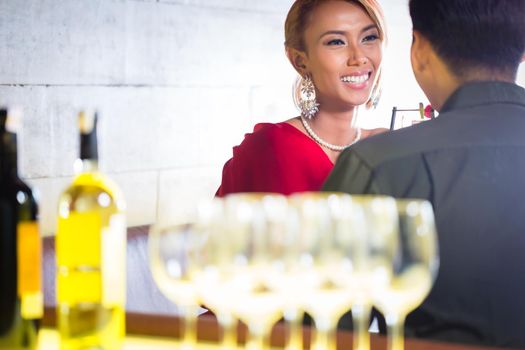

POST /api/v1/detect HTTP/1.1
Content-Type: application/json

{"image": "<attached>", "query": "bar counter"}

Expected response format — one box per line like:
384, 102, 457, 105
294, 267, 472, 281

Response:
42, 227, 515, 350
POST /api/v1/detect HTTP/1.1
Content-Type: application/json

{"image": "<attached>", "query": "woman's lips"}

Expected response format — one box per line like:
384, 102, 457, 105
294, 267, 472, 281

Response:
340, 72, 372, 89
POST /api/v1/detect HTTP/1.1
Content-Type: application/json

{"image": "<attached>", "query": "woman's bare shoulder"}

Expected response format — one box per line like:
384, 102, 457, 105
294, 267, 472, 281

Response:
361, 127, 389, 139
284, 117, 302, 128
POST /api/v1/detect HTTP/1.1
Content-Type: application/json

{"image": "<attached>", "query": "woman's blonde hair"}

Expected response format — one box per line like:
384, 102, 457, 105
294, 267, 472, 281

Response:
285, 0, 387, 109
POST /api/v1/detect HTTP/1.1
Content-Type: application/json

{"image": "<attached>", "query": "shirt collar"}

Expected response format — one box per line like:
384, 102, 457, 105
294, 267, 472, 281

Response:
440, 81, 525, 114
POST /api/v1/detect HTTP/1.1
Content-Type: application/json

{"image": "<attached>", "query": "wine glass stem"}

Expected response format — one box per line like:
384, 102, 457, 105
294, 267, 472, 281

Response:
218, 313, 237, 349
284, 308, 303, 350
386, 314, 406, 350
352, 303, 371, 350
181, 305, 198, 350
246, 322, 269, 350
313, 317, 337, 350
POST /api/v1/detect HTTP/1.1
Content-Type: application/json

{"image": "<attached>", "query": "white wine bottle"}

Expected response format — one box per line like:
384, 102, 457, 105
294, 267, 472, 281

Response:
56, 111, 126, 350
0, 107, 42, 350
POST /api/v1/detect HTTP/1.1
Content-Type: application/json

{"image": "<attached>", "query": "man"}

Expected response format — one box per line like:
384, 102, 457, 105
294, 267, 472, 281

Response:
323, 0, 525, 347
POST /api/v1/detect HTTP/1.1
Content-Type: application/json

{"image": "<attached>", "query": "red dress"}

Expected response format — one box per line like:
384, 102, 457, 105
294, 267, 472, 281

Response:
216, 122, 334, 196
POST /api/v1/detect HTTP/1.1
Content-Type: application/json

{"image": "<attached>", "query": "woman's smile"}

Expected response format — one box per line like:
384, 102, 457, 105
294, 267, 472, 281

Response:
340, 71, 372, 89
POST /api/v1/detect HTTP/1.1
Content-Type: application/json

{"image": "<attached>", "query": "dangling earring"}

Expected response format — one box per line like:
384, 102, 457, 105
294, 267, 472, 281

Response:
369, 86, 381, 109
295, 75, 320, 119
367, 69, 382, 109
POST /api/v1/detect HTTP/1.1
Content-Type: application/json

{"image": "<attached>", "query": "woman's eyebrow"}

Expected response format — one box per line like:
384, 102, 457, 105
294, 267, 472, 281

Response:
318, 30, 347, 41
362, 24, 378, 32
318, 24, 379, 41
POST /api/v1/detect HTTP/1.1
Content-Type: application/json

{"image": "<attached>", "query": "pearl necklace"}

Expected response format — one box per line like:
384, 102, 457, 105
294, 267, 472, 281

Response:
300, 117, 361, 152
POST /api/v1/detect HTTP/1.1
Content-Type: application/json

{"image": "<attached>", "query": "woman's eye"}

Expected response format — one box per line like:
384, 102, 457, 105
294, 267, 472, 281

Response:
326, 38, 345, 46
363, 34, 379, 42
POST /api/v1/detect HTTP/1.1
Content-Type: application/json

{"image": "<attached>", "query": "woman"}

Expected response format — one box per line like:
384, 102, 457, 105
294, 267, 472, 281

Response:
217, 0, 387, 196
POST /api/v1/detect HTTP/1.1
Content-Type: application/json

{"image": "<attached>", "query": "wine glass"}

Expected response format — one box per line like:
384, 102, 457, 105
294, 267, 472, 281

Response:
289, 192, 367, 350
262, 195, 308, 350
221, 193, 288, 350
191, 198, 238, 350
148, 222, 203, 350
349, 195, 399, 350
373, 199, 439, 350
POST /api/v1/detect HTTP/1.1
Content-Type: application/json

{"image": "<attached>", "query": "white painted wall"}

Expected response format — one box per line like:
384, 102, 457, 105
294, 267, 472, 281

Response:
1, 0, 523, 235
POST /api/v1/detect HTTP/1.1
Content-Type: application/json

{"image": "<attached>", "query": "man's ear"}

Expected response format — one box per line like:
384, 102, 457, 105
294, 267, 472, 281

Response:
410, 30, 431, 74
286, 47, 309, 76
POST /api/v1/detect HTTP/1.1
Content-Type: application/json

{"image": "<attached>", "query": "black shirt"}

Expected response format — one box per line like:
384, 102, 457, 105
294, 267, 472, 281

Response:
323, 81, 525, 348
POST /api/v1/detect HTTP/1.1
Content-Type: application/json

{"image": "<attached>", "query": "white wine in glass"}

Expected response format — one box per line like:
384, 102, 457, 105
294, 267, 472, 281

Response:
373, 199, 439, 350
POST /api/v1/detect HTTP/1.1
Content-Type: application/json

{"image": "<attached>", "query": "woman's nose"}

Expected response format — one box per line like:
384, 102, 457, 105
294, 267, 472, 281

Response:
347, 47, 368, 66
347, 55, 368, 66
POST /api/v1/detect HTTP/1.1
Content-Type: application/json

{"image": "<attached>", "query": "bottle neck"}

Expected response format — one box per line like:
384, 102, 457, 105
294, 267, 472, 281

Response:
0, 132, 19, 180
78, 119, 99, 173
75, 158, 99, 174
80, 128, 98, 160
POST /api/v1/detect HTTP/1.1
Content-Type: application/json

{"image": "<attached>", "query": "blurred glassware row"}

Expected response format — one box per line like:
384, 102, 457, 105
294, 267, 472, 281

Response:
148, 192, 439, 350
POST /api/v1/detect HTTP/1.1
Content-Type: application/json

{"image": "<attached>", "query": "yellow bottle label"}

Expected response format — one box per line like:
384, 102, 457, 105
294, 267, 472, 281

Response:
17, 221, 43, 319
57, 213, 102, 304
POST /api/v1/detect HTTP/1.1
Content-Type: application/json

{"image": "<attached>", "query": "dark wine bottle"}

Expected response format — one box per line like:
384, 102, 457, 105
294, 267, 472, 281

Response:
0, 108, 42, 350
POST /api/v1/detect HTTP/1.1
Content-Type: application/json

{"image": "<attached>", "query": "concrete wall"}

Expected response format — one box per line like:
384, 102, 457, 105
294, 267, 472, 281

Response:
0, 0, 297, 235
1, 0, 524, 235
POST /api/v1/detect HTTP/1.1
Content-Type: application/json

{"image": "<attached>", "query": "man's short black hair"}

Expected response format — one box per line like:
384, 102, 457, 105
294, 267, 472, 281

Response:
409, 0, 525, 79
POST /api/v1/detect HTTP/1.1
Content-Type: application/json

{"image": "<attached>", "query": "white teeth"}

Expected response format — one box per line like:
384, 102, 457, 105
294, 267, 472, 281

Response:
341, 74, 369, 84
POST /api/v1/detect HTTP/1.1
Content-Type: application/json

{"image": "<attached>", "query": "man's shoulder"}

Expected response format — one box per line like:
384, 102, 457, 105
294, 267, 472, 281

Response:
348, 98, 525, 169
326, 120, 448, 195
345, 119, 443, 168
